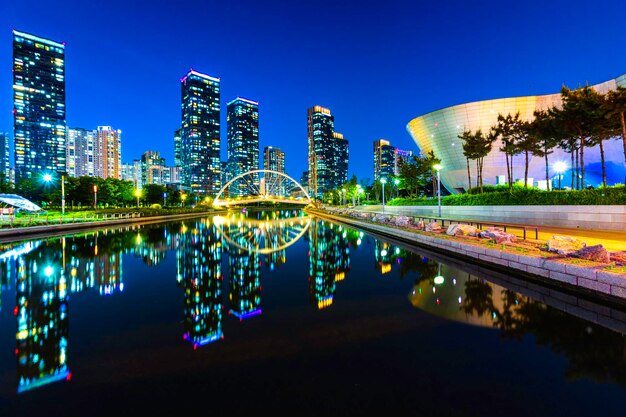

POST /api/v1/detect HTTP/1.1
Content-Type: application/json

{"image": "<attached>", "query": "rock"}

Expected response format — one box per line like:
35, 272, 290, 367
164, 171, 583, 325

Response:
372, 214, 392, 223
393, 216, 413, 227
547, 235, 587, 255
446, 223, 481, 237
425, 221, 442, 232
415, 220, 425, 230
572, 244, 611, 263
479, 227, 517, 244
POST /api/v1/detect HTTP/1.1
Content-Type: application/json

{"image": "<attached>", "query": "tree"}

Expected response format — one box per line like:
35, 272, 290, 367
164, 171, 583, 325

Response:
560, 85, 604, 188
604, 86, 626, 184
514, 119, 541, 188
143, 184, 167, 205
459, 128, 494, 193
530, 109, 561, 188
458, 129, 473, 190
494, 112, 524, 190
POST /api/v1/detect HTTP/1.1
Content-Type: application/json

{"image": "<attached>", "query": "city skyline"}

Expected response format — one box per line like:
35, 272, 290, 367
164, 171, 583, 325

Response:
3, 1, 626, 182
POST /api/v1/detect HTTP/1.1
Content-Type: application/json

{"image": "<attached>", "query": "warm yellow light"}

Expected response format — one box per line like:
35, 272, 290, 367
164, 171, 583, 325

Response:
433, 164, 443, 171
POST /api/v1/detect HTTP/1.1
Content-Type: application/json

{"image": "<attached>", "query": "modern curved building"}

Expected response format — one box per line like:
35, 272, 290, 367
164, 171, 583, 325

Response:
406, 74, 626, 193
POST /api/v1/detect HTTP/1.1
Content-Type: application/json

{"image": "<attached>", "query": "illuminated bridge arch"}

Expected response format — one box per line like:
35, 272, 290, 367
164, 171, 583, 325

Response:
213, 170, 312, 207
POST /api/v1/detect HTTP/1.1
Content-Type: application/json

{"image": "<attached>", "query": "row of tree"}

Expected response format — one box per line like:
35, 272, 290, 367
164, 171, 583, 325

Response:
1, 176, 192, 209
459, 85, 626, 192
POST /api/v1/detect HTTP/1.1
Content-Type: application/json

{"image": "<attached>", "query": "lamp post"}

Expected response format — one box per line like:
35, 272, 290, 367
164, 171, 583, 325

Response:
43, 173, 65, 214
341, 188, 346, 206
554, 161, 566, 190
393, 178, 400, 198
135, 189, 141, 208
93, 185, 98, 209
163, 192, 167, 207
181, 193, 187, 207
433, 164, 443, 217
380, 178, 387, 212
357, 185, 363, 205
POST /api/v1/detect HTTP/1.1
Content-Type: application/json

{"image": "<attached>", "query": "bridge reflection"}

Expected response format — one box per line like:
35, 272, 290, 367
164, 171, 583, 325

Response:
0, 210, 625, 394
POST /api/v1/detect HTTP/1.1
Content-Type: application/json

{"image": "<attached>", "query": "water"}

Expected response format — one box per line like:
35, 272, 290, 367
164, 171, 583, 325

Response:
0, 209, 624, 416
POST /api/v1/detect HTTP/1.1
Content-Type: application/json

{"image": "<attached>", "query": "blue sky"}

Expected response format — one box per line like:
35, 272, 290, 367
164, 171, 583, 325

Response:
1, 0, 626, 182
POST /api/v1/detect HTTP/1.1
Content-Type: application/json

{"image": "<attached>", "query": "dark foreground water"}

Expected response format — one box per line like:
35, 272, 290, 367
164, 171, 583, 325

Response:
0, 209, 625, 416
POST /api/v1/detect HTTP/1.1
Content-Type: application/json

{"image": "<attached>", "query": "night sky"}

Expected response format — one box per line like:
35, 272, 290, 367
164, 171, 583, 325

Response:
2, 0, 626, 182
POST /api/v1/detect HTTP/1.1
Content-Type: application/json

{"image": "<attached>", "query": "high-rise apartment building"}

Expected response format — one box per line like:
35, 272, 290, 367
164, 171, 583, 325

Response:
67, 128, 95, 177
94, 126, 121, 179
0, 133, 10, 184
13, 30, 66, 181
263, 146, 284, 174
141, 151, 165, 185
373, 139, 396, 181
227, 97, 259, 196
394, 148, 413, 175
307, 106, 348, 197
180, 69, 221, 195
174, 128, 182, 167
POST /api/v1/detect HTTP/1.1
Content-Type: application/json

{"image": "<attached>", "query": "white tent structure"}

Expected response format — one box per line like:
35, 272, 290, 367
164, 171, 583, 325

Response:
0, 194, 42, 212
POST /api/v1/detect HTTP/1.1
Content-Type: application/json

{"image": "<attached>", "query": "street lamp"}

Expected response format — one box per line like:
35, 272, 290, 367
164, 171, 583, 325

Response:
163, 192, 167, 207
43, 173, 65, 214
93, 185, 98, 209
433, 164, 443, 218
135, 189, 141, 208
393, 178, 400, 198
181, 193, 187, 207
554, 161, 566, 190
380, 178, 387, 212
356, 184, 363, 205
341, 188, 346, 206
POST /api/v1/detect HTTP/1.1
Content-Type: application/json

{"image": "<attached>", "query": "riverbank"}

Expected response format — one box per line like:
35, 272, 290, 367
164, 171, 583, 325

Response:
0, 209, 227, 242
305, 207, 626, 303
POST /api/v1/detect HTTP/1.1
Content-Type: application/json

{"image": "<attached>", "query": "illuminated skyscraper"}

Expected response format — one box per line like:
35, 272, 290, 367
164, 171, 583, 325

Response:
141, 150, 165, 185
307, 106, 348, 197
0, 133, 10, 183
67, 127, 95, 177
264, 146, 284, 174
174, 127, 182, 167
373, 139, 396, 181
228, 248, 261, 320
13, 30, 66, 181
227, 97, 259, 196
180, 69, 221, 195
94, 126, 122, 179
394, 148, 413, 175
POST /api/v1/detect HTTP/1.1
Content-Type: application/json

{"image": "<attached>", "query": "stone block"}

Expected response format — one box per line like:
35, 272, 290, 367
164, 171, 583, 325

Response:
507, 261, 527, 272
577, 278, 610, 294
544, 261, 567, 273
610, 285, 626, 299
597, 271, 626, 287
517, 255, 545, 268
549, 271, 577, 285
564, 264, 598, 281
527, 265, 549, 278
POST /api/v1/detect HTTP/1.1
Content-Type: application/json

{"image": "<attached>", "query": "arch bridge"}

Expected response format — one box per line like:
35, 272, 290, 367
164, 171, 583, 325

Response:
213, 170, 312, 207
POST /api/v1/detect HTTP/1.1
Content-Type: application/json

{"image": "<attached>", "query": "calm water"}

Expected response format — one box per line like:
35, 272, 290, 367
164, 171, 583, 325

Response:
0, 209, 625, 416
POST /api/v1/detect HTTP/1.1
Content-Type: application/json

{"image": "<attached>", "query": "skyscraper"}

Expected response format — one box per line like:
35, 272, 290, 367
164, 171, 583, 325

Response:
263, 146, 285, 173
180, 69, 221, 195
307, 106, 348, 197
67, 127, 95, 177
13, 30, 66, 181
173, 127, 182, 167
140, 150, 165, 186
0, 133, 10, 184
227, 97, 259, 196
94, 126, 122, 179
394, 148, 413, 176
373, 139, 396, 181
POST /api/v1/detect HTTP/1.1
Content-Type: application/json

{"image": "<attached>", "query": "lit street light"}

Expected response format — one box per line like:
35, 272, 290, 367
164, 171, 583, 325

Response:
93, 185, 98, 209
357, 184, 363, 205
341, 188, 346, 206
434, 164, 443, 217
135, 189, 141, 208
163, 192, 167, 207
554, 161, 566, 190
43, 173, 66, 215
380, 178, 387, 212
393, 178, 400, 198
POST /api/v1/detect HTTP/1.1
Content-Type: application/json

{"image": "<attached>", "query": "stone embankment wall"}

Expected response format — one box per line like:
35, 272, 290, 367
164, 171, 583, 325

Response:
353, 204, 626, 232
307, 208, 626, 302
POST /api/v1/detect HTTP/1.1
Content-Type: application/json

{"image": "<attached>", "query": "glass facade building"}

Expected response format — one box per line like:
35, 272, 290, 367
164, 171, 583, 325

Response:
180, 69, 221, 195
307, 106, 348, 197
373, 139, 396, 181
94, 126, 122, 179
0, 133, 10, 184
13, 30, 66, 181
226, 97, 259, 196
407, 74, 626, 193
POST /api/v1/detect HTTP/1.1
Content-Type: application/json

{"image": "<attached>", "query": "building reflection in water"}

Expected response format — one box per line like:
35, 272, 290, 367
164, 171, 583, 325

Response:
307, 221, 352, 309
15, 240, 70, 393
176, 219, 224, 348
227, 246, 262, 321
